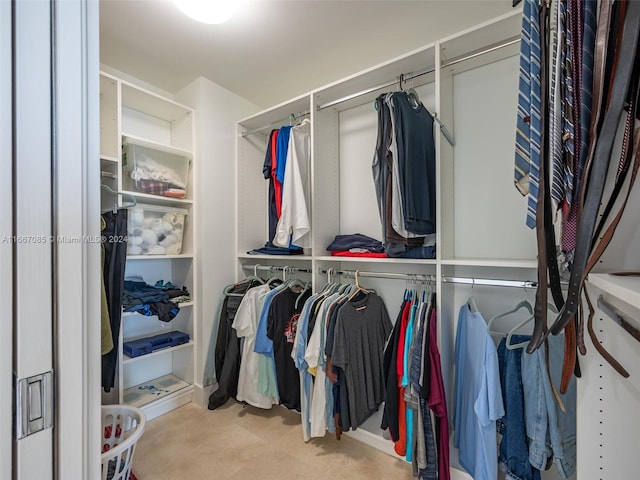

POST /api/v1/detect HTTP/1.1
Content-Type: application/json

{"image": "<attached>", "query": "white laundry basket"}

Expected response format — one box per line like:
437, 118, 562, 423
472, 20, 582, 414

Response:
101, 405, 146, 480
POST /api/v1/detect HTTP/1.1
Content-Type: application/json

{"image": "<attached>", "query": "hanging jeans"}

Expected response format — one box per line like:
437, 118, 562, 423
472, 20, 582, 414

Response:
101, 209, 128, 392
497, 336, 541, 480
521, 333, 576, 478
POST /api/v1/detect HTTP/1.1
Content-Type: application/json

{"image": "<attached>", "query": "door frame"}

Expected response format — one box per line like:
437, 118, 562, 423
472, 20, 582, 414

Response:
54, 1, 101, 479
0, 0, 13, 478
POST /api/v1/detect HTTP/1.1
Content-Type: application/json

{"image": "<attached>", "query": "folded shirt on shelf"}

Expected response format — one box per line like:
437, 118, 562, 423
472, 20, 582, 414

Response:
248, 242, 304, 256
330, 250, 388, 258
122, 277, 191, 322
326, 233, 384, 253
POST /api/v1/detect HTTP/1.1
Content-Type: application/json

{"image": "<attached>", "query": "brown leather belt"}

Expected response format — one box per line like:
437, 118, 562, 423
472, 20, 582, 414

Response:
548, 0, 640, 336
584, 285, 630, 378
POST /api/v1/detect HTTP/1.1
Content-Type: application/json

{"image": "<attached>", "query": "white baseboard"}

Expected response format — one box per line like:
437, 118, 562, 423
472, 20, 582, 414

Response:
141, 386, 194, 421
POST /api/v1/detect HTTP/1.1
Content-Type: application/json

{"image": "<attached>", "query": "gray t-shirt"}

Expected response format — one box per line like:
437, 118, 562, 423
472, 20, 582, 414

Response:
331, 292, 393, 428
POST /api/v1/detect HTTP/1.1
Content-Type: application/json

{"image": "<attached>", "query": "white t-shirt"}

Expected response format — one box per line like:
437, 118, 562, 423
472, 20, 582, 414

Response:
232, 284, 279, 409
274, 119, 311, 248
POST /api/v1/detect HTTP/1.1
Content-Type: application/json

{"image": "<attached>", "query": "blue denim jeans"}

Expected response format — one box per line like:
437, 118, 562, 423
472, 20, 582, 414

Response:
497, 336, 541, 480
521, 333, 576, 478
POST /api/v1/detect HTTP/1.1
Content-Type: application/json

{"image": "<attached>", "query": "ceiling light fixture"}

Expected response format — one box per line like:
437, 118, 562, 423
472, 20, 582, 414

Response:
172, 0, 236, 24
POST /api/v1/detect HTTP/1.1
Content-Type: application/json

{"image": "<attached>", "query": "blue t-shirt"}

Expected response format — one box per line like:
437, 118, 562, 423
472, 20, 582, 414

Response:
275, 126, 292, 184
453, 303, 504, 480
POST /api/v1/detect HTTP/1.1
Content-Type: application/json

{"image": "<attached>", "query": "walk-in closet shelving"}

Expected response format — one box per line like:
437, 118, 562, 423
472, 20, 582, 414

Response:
100, 71, 198, 420
236, 94, 312, 261
229, 7, 640, 478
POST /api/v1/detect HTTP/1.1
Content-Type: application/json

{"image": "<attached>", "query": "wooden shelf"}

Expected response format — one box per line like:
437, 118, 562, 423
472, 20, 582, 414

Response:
123, 374, 192, 409
120, 190, 193, 206
123, 341, 194, 365
440, 258, 537, 269
100, 154, 118, 163
122, 302, 193, 317
588, 273, 640, 310
126, 254, 193, 260
314, 256, 436, 265
122, 133, 193, 157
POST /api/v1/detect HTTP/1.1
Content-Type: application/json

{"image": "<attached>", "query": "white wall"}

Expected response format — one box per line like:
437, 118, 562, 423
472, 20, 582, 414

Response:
176, 77, 258, 405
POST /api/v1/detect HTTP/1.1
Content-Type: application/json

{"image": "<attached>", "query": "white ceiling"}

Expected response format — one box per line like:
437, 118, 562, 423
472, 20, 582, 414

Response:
100, 0, 514, 108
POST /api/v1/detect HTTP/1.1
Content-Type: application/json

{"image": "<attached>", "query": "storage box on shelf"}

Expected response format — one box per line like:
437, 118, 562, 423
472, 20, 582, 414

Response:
126, 203, 188, 256
122, 136, 191, 201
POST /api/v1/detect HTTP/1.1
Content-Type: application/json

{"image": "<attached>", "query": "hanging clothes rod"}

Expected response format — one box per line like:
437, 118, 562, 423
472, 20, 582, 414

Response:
320, 268, 434, 282
441, 276, 537, 289
443, 35, 520, 68
315, 35, 520, 112
318, 268, 535, 289
241, 109, 311, 137
316, 66, 435, 111
241, 264, 313, 274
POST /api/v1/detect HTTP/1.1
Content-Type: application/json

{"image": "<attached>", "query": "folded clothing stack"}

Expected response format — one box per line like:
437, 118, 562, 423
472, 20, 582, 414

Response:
326, 233, 387, 258
122, 276, 191, 322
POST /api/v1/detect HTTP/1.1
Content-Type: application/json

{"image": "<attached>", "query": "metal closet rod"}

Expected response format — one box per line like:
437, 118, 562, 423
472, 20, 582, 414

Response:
322, 269, 434, 282
316, 65, 435, 111
241, 109, 310, 137
241, 264, 313, 274
320, 268, 536, 289
315, 35, 520, 112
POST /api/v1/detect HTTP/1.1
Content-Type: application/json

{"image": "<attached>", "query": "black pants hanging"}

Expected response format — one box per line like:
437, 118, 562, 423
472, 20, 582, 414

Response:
101, 209, 128, 391
208, 279, 261, 410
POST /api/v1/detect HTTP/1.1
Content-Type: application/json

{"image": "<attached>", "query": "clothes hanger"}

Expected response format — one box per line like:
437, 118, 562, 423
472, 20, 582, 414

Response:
101, 184, 137, 213
487, 298, 534, 337
243, 264, 266, 285
294, 280, 311, 309
222, 283, 245, 298
404, 73, 421, 109
467, 278, 479, 313
347, 270, 370, 301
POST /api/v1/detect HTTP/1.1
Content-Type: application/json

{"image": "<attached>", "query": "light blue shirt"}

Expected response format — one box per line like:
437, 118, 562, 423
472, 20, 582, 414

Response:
254, 286, 283, 398
453, 303, 505, 480
293, 292, 319, 441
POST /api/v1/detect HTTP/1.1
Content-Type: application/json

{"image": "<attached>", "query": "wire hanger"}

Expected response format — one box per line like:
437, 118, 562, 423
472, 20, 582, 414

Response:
101, 184, 137, 213
468, 278, 479, 313
487, 298, 534, 337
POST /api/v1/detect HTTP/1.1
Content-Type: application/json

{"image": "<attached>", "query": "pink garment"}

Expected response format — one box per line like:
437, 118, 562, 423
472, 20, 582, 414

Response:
428, 308, 450, 480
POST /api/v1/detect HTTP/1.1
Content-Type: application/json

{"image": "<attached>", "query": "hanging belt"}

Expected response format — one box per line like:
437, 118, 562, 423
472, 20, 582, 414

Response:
549, 1, 640, 336
584, 285, 630, 378
528, 0, 564, 354
569, 89, 640, 380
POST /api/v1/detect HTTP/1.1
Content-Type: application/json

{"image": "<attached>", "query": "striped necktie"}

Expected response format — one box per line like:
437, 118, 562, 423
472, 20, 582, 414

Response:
550, 0, 565, 210
514, 0, 542, 229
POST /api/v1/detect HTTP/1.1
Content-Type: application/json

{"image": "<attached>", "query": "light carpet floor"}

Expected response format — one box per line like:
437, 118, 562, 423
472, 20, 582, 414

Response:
132, 401, 414, 479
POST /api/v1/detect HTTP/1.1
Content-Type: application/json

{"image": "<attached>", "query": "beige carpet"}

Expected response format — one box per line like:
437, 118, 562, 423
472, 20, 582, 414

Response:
132, 401, 414, 479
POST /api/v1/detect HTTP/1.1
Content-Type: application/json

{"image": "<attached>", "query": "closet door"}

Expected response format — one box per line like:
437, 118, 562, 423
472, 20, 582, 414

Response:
3, 1, 100, 478
11, 0, 55, 477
